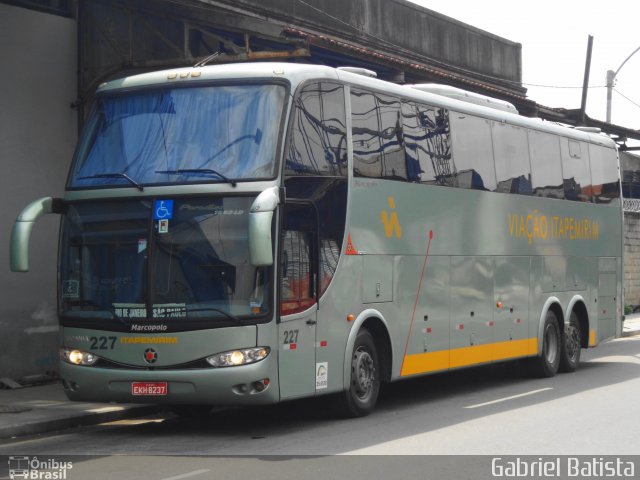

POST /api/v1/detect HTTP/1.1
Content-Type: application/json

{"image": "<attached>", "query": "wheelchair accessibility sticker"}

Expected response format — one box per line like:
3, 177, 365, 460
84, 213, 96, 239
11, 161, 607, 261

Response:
154, 200, 174, 220
154, 200, 173, 233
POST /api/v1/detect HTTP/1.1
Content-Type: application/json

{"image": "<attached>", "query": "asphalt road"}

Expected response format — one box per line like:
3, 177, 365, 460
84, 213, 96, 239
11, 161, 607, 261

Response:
1, 335, 639, 479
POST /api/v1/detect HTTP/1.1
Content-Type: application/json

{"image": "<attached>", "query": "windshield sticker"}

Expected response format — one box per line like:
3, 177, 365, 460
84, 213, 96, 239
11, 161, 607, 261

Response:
62, 280, 79, 298
153, 304, 187, 318
158, 219, 169, 233
113, 303, 146, 318
179, 203, 244, 215
316, 362, 328, 390
138, 238, 147, 253
250, 300, 262, 314
154, 200, 174, 220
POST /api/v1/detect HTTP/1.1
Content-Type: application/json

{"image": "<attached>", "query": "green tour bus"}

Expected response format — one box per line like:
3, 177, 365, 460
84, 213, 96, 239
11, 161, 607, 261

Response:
10, 63, 623, 417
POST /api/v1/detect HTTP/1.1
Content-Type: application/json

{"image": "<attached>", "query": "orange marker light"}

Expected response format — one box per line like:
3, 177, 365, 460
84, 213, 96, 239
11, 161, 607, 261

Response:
496, 301, 503, 309
347, 314, 355, 322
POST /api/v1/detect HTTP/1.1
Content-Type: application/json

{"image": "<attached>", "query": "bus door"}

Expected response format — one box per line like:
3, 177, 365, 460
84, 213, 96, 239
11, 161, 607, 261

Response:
278, 202, 318, 399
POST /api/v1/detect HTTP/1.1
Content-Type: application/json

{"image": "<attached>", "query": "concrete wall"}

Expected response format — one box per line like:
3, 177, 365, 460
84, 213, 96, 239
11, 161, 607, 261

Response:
211, 0, 522, 83
0, 3, 77, 379
624, 213, 640, 307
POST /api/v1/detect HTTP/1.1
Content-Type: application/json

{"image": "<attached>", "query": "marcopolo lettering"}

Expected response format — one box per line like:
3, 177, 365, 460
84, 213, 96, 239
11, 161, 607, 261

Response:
130, 324, 168, 332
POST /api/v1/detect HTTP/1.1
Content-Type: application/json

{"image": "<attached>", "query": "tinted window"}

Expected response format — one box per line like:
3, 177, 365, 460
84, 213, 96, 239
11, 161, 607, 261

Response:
589, 144, 620, 203
529, 130, 564, 199
280, 203, 316, 316
351, 90, 406, 180
449, 113, 497, 190
286, 82, 347, 176
561, 139, 592, 202
402, 102, 453, 185
493, 123, 532, 195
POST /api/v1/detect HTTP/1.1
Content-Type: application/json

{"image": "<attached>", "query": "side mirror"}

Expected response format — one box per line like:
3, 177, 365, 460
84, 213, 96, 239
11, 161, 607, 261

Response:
10, 197, 62, 272
248, 187, 280, 266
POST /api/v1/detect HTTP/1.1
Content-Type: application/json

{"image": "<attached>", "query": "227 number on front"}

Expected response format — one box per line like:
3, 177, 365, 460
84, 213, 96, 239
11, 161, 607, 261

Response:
283, 329, 299, 345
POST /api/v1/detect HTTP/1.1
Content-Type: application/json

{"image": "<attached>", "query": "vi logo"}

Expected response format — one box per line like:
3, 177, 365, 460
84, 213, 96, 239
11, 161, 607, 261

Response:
380, 196, 402, 238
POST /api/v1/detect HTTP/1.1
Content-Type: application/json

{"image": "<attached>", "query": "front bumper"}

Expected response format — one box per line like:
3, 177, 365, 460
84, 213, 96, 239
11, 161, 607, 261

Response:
60, 353, 279, 406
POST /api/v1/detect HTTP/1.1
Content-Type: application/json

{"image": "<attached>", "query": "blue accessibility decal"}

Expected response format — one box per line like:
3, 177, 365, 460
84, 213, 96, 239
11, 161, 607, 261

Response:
153, 200, 174, 220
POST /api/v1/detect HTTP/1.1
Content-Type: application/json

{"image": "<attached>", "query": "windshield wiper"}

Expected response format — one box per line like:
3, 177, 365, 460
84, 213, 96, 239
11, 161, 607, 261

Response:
185, 307, 247, 324
155, 168, 237, 187
78, 173, 144, 191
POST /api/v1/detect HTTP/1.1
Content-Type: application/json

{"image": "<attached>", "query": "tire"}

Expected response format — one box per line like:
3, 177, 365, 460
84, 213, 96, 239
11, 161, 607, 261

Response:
334, 329, 380, 417
169, 405, 212, 418
559, 311, 582, 373
529, 310, 561, 378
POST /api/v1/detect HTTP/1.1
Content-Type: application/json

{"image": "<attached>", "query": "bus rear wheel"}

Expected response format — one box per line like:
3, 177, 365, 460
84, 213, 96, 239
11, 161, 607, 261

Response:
334, 329, 380, 417
529, 310, 561, 378
559, 312, 581, 372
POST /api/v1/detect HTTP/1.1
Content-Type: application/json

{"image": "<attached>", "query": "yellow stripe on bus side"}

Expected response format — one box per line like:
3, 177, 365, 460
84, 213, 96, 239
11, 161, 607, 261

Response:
401, 338, 539, 377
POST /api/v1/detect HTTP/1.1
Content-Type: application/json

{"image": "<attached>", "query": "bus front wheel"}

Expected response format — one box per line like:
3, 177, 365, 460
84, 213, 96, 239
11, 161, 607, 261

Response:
334, 329, 380, 417
530, 311, 561, 378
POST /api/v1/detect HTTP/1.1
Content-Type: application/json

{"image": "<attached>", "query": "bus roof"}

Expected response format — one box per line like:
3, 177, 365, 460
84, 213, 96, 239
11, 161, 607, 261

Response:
97, 62, 616, 150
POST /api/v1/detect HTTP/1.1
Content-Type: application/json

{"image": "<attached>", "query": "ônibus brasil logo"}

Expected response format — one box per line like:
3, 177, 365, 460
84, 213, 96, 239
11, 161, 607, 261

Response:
8, 456, 73, 479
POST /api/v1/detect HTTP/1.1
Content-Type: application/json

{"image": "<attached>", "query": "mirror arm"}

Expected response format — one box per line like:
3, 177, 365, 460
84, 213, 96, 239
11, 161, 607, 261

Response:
10, 197, 63, 272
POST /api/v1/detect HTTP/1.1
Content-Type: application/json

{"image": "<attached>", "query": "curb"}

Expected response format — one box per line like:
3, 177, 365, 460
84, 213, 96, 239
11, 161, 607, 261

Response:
0, 405, 162, 439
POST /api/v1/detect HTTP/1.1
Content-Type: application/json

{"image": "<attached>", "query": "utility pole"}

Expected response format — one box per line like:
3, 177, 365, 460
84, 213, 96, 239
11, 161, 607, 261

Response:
579, 35, 593, 125
606, 45, 640, 123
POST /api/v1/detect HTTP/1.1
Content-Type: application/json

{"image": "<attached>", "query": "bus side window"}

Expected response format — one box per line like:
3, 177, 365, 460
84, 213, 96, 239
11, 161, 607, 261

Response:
529, 130, 564, 199
402, 101, 453, 186
351, 89, 406, 181
493, 122, 532, 195
589, 144, 620, 204
280, 203, 317, 316
561, 139, 593, 202
285, 82, 347, 176
449, 114, 497, 191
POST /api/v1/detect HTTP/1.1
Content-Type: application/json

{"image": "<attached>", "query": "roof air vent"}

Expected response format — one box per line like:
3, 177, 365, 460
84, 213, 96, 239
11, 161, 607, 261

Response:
337, 67, 377, 78
408, 84, 518, 114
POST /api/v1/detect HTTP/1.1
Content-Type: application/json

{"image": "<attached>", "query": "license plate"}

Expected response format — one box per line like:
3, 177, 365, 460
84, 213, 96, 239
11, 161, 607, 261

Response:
131, 382, 167, 396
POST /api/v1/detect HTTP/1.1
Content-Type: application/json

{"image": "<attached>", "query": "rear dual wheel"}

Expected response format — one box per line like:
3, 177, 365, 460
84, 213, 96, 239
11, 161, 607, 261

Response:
530, 311, 561, 377
530, 310, 582, 377
559, 312, 582, 373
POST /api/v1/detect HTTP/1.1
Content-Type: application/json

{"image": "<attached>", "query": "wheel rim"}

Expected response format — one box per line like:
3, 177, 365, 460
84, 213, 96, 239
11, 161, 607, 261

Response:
544, 324, 558, 365
565, 324, 580, 362
352, 347, 375, 401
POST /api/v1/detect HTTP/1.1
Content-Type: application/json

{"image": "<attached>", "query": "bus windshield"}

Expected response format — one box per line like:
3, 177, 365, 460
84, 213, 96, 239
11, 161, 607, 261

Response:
59, 196, 271, 328
68, 84, 286, 189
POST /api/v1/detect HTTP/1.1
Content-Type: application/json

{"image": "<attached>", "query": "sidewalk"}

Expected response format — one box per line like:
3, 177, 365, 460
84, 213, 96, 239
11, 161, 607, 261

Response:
0, 383, 160, 439
623, 312, 640, 336
1, 318, 639, 441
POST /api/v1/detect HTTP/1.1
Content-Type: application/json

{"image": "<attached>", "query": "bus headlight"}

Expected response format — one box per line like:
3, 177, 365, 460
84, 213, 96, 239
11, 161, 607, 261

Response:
206, 347, 270, 367
60, 348, 98, 366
